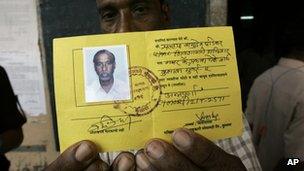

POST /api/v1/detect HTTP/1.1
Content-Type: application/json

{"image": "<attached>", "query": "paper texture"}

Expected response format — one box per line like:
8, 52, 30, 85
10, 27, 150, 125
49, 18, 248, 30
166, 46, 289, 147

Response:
0, 0, 46, 116
54, 27, 243, 152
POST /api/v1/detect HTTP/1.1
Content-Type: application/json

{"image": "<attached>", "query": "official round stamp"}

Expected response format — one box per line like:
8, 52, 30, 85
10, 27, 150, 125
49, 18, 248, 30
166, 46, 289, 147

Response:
114, 66, 161, 116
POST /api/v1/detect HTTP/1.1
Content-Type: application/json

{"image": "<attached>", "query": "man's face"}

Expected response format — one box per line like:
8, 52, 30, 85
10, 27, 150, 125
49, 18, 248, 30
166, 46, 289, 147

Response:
96, 0, 169, 33
94, 54, 116, 82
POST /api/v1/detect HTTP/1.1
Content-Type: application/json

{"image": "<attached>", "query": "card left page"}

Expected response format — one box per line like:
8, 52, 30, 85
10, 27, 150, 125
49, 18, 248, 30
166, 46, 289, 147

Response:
53, 33, 153, 152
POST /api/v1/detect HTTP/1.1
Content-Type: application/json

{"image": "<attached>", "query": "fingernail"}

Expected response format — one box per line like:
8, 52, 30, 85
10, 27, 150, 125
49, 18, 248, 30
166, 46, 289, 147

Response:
146, 141, 164, 159
136, 153, 151, 170
117, 155, 134, 171
172, 129, 192, 148
75, 143, 94, 162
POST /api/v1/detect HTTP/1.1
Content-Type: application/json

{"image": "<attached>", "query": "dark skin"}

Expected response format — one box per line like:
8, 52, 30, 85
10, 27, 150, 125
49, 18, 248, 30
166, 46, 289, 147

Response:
96, 0, 169, 33
45, 0, 246, 170
135, 129, 245, 171
46, 129, 245, 171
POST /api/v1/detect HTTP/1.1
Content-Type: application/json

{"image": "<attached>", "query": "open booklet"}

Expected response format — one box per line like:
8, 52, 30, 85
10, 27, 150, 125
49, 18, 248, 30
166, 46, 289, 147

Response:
53, 26, 243, 152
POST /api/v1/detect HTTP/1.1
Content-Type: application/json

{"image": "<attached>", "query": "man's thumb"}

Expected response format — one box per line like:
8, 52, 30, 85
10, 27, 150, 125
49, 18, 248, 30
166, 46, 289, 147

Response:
45, 140, 107, 171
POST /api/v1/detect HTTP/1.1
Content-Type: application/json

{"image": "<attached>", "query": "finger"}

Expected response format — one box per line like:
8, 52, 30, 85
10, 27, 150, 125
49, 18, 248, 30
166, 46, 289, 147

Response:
172, 128, 246, 170
135, 150, 157, 171
45, 140, 102, 171
136, 140, 201, 171
85, 159, 109, 171
111, 152, 135, 171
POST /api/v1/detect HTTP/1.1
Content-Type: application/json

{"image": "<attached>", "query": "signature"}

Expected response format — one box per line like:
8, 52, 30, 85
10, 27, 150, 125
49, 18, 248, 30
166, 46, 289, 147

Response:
195, 111, 219, 124
87, 115, 142, 134
181, 112, 220, 131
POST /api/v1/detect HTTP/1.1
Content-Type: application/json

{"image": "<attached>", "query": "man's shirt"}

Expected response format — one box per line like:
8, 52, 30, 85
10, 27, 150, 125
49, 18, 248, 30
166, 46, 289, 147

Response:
100, 116, 262, 171
86, 78, 131, 102
246, 58, 304, 170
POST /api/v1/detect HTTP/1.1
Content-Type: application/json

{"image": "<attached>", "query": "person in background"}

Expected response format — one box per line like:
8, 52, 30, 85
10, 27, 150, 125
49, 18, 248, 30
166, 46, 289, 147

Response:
46, 0, 261, 170
0, 66, 26, 171
246, 3, 304, 170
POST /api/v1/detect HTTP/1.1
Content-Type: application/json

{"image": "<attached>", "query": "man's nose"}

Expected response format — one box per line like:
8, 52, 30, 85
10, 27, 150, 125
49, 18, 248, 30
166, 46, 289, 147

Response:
101, 65, 107, 71
117, 11, 133, 33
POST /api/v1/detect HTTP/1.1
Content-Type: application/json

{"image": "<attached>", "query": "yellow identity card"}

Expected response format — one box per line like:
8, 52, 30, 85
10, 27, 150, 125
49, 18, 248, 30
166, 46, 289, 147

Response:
53, 27, 243, 152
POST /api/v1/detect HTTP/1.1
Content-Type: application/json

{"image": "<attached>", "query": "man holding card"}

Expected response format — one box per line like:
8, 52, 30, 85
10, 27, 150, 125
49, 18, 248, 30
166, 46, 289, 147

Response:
46, 0, 261, 170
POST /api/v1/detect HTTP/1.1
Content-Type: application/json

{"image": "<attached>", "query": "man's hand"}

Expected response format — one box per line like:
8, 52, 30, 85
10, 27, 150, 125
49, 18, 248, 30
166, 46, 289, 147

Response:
135, 128, 246, 171
45, 129, 246, 171
45, 140, 135, 171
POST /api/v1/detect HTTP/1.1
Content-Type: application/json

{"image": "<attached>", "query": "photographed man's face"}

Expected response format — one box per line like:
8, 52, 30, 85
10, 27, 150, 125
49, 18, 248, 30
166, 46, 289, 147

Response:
94, 54, 115, 82
96, 0, 169, 33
